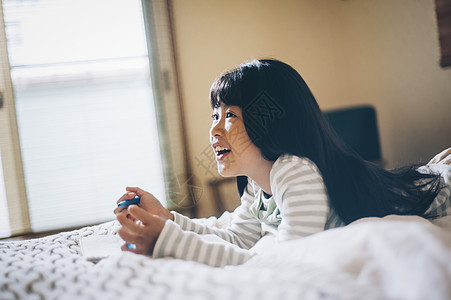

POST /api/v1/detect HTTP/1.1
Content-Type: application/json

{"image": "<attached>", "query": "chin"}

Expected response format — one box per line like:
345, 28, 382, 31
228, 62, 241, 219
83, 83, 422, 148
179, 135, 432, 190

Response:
217, 165, 236, 177
219, 172, 235, 178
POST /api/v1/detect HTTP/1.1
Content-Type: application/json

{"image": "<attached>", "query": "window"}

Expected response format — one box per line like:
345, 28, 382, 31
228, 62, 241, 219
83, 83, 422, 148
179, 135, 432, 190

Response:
0, 0, 167, 235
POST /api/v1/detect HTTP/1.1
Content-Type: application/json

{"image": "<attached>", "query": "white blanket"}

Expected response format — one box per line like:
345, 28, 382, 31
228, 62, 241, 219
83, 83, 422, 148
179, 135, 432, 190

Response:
1, 215, 450, 300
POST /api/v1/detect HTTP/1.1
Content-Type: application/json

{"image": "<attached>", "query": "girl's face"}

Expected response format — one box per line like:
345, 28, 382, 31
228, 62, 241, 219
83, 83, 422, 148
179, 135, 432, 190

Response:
210, 103, 265, 177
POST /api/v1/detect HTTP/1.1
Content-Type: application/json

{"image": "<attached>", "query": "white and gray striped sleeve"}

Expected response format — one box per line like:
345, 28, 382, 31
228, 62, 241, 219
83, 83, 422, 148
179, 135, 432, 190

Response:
152, 220, 253, 267
271, 155, 329, 241
169, 183, 262, 249
171, 202, 243, 231
151, 182, 263, 266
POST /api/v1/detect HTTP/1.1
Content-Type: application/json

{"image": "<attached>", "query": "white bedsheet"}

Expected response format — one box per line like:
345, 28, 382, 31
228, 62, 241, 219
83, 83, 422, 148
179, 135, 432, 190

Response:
1, 215, 450, 300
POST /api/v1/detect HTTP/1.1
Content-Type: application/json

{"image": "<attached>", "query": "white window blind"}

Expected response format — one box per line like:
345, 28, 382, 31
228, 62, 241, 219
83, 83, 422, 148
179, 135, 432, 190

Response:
2, 0, 166, 233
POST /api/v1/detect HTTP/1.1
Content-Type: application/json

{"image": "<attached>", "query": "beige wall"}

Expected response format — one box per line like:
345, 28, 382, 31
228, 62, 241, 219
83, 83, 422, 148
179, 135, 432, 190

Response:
171, 0, 451, 217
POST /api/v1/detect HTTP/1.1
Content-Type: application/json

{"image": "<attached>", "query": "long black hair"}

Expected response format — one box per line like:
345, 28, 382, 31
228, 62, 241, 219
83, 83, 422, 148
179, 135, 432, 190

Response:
210, 59, 442, 224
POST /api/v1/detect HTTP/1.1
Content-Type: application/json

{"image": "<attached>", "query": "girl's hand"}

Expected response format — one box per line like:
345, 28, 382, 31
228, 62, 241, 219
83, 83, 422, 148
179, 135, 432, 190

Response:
113, 187, 174, 222
116, 205, 166, 255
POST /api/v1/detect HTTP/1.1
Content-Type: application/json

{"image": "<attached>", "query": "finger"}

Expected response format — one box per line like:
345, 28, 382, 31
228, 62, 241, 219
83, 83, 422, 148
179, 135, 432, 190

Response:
113, 206, 126, 215
116, 192, 137, 204
117, 226, 140, 245
116, 210, 136, 227
118, 225, 146, 255
114, 192, 138, 215
115, 209, 136, 222
125, 187, 144, 195
126, 187, 152, 197
117, 210, 145, 237
127, 214, 137, 222
117, 223, 146, 255
127, 205, 160, 226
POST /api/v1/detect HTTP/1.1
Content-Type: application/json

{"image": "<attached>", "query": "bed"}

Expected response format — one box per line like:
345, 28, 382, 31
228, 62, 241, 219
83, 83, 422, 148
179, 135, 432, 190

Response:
1, 215, 450, 300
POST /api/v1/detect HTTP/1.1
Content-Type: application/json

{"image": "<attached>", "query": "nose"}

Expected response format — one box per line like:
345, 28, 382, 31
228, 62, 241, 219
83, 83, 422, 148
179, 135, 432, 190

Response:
210, 118, 224, 138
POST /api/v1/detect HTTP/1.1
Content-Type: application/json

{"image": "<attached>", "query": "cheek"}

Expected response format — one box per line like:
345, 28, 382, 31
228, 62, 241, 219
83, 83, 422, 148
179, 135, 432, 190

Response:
224, 120, 233, 132
226, 120, 248, 140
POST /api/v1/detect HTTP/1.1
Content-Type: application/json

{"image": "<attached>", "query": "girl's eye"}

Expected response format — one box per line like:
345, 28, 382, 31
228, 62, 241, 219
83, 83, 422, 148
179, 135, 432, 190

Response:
211, 113, 219, 121
226, 112, 237, 118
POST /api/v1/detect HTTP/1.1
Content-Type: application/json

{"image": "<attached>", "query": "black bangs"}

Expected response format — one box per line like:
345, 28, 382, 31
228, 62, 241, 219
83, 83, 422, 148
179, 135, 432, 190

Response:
209, 76, 226, 109
209, 59, 270, 109
209, 68, 244, 109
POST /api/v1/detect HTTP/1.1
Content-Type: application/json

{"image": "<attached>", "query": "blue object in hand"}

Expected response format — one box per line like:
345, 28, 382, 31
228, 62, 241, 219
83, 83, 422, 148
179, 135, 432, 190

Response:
117, 196, 141, 207
126, 243, 136, 250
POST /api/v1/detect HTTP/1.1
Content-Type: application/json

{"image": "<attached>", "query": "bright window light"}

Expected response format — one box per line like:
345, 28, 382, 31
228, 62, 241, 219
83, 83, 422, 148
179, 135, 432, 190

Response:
2, 0, 166, 232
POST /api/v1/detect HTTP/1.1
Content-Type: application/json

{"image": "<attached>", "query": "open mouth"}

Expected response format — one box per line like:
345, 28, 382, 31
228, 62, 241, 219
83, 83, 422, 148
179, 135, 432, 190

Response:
215, 146, 231, 157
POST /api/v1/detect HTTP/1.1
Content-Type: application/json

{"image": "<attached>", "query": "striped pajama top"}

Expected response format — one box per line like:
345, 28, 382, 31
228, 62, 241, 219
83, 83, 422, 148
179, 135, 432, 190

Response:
152, 154, 344, 267
152, 154, 451, 267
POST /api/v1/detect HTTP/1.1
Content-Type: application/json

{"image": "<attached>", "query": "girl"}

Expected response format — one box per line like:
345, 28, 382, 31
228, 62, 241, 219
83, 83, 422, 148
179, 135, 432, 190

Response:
114, 59, 450, 267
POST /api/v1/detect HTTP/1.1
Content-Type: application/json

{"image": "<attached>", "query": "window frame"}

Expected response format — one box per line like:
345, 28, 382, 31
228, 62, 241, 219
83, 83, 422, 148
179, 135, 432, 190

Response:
142, 0, 196, 216
0, 0, 31, 236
